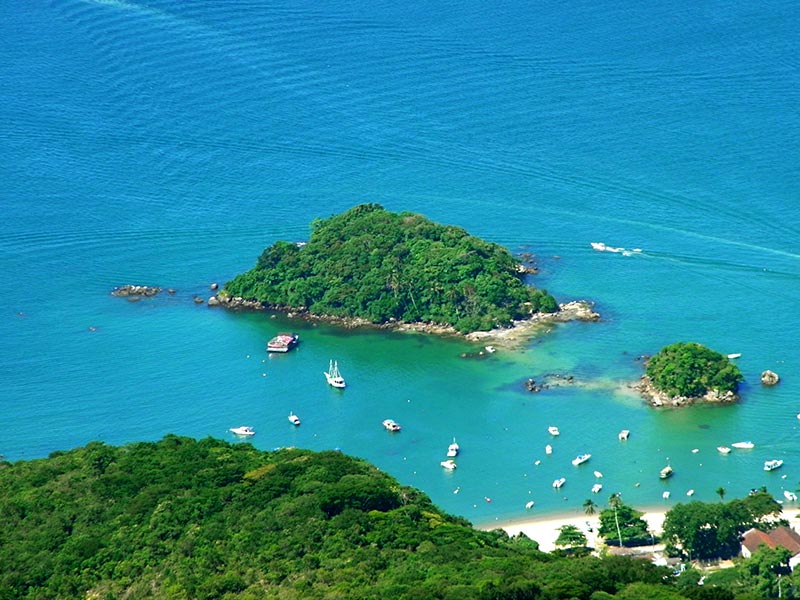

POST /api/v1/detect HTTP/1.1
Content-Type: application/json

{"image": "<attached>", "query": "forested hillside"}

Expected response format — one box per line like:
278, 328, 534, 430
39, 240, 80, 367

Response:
224, 204, 557, 333
0, 436, 688, 600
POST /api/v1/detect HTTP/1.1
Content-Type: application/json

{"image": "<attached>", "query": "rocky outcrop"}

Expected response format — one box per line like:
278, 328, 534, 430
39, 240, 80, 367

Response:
111, 285, 161, 297
208, 294, 266, 310
525, 373, 576, 393
634, 375, 739, 408
761, 370, 780, 386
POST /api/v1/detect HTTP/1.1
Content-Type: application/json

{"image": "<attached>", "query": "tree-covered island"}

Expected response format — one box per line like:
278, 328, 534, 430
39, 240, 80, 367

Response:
637, 342, 744, 407
218, 204, 582, 335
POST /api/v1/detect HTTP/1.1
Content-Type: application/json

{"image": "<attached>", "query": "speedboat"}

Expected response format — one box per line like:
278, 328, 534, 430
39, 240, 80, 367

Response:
732, 441, 755, 449
440, 459, 456, 471
324, 360, 346, 388
288, 412, 301, 426
717, 446, 731, 454
659, 465, 674, 479
552, 477, 566, 489
229, 425, 255, 436
591, 483, 603, 494
447, 438, 460, 457
267, 333, 299, 353
618, 429, 630, 441
764, 459, 784, 471
572, 453, 591, 466
382, 419, 402, 432
727, 353, 742, 359
548, 426, 560, 436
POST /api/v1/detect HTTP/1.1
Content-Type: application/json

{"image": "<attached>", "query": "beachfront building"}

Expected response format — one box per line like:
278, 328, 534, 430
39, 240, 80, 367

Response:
741, 527, 800, 570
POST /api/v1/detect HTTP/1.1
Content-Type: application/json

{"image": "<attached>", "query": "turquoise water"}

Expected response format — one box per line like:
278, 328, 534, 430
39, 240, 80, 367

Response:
2, 0, 799, 528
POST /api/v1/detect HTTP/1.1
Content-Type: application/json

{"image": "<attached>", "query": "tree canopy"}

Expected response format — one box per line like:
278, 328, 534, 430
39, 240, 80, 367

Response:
645, 342, 743, 398
223, 203, 558, 333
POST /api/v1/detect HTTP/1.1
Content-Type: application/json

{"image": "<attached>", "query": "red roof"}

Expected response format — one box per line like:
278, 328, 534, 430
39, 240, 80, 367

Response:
742, 526, 800, 556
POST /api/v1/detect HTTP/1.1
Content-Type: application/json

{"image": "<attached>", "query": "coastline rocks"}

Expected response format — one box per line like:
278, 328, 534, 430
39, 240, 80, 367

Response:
761, 370, 780, 386
635, 375, 739, 408
208, 294, 265, 310
111, 285, 161, 297
525, 373, 576, 393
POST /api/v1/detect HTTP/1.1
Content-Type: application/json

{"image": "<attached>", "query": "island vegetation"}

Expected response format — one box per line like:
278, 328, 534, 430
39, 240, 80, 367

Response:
222, 203, 558, 333
639, 342, 744, 406
1, 436, 797, 599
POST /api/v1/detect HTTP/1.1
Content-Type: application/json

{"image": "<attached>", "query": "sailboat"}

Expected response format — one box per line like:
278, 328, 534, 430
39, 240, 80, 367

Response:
324, 360, 346, 388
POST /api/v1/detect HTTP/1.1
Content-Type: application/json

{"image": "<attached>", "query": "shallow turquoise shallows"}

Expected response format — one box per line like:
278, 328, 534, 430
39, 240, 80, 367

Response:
2, 0, 799, 528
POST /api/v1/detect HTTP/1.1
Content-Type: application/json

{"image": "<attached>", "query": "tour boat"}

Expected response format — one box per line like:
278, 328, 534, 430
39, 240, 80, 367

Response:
288, 412, 301, 426
659, 465, 674, 479
552, 477, 566, 489
447, 438, 460, 457
547, 426, 560, 436
382, 419, 401, 432
267, 333, 299, 353
440, 459, 456, 471
764, 459, 784, 471
618, 429, 630, 441
732, 441, 755, 449
229, 425, 255, 437
591, 483, 603, 494
324, 360, 346, 388
717, 446, 731, 454
571, 453, 591, 466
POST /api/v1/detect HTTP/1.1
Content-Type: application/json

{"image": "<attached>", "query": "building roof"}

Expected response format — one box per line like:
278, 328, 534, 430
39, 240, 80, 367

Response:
742, 526, 800, 556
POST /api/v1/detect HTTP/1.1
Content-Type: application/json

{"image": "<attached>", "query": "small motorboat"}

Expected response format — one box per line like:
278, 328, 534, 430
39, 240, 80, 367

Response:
548, 426, 560, 436
686, 489, 695, 496
784, 490, 798, 502
447, 438, 460, 457
382, 419, 402, 432
440, 459, 456, 471
229, 425, 255, 437
484, 345, 496, 354
662, 491, 671, 500
288, 412, 301, 426
717, 446, 731, 454
545, 444, 553, 455
732, 441, 755, 449
525, 500, 535, 509
593, 470, 603, 479
618, 429, 630, 441
764, 459, 784, 472
727, 353, 742, 359
659, 465, 674, 479
572, 453, 591, 466
552, 477, 566, 489
591, 483, 603, 494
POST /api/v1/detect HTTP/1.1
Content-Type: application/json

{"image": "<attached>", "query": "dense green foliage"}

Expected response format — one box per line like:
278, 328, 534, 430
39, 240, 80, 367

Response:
661, 492, 784, 561
224, 204, 558, 332
0, 436, 695, 600
645, 342, 744, 398
597, 497, 651, 547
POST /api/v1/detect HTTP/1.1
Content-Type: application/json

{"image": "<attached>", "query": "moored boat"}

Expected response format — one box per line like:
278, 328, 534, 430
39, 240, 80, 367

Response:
547, 426, 560, 436
382, 419, 402, 432
727, 353, 742, 359
717, 446, 731, 454
618, 429, 630, 441
288, 412, 301, 426
662, 491, 671, 500
440, 459, 456, 471
784, 490, 798, 502
447, 438, 460, 457
324, 360, 346, 388
732, 441, 755, 449
229, 425, 255, 437
593, 470, 603, 478
764, 459, 784, 471
591, 483, 603, 494
267, 333, 299, 353
572, 453, 591, 466
545, 444, 553, 455
659, 465, 674, 479
552, 477, 566, 489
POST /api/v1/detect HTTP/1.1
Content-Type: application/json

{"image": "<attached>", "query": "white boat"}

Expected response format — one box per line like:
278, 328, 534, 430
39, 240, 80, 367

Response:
229, 425, 255, 436
662, 491, 670, 500
484, 345, 496, 354
447, 438, 460, 457
572, 453, 591, 466
593, 470, 603, 479
764, 459, 784, 471
548, 426, 560, 436
686, 489, 695, 496
552, 477, 566, 489
784, 490, 798, 502
440, 459, 456, 471
525, 500, 535, 509
591, 483, 603, 494
324, 360, 346, 388
545, 444, 553, 455
618, 429, 630, 441
382, 419, 402, 432
717, 446, 731, 454
659, 465, 674, 479
267, 333, 299, 353
288, 412, 301, 426
727, 353, 742, 359
732, 441, 755, 449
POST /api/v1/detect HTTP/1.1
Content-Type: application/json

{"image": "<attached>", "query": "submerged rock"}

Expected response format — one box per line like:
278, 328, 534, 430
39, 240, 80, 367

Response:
761, 370, 780, 386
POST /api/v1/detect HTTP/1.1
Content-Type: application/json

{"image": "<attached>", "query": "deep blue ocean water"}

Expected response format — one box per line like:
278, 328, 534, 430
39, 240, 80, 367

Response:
2, 0, 799, 528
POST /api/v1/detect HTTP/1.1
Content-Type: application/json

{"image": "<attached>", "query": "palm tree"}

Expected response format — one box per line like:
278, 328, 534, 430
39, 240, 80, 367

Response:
583, 498, 597, 516
609, 493, 623, 547
716, 486, 726, 501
